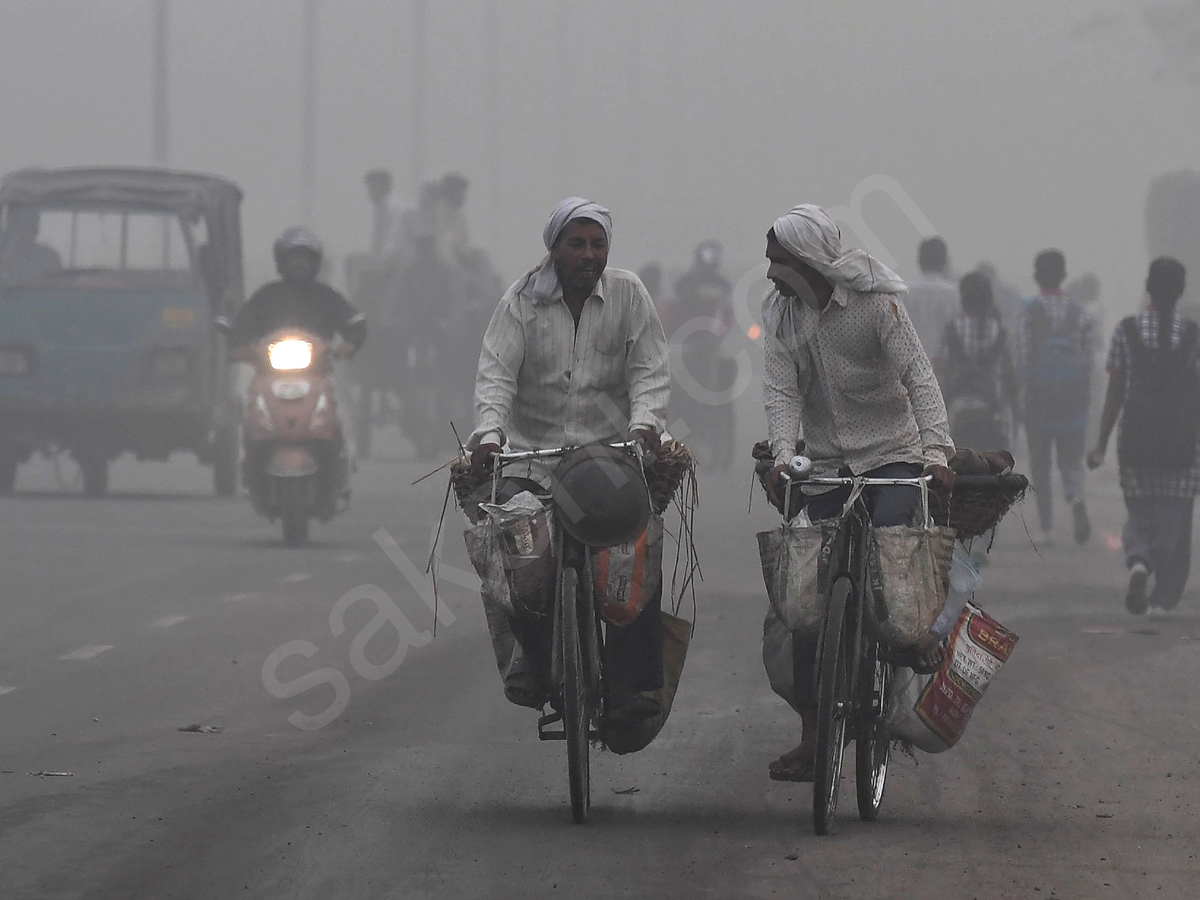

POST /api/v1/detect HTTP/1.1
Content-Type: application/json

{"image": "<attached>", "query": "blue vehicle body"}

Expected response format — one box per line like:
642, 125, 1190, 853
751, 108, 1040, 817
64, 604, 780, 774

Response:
0, 167, 244, 494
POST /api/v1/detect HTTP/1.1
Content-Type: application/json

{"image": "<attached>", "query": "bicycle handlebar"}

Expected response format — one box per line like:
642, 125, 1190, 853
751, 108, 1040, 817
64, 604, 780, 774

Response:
492, 440, 637, 465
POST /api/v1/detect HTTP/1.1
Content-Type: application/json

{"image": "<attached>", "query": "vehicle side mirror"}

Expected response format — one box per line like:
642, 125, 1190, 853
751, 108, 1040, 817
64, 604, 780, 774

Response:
213, 316, 233, 335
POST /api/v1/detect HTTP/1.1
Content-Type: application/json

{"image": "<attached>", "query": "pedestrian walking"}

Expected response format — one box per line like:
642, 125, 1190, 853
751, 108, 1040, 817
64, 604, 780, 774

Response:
905, 236, 958, 367
1018, 249, 1094, 546
1088, 257, 1198, 614
939, 270, 1018, 450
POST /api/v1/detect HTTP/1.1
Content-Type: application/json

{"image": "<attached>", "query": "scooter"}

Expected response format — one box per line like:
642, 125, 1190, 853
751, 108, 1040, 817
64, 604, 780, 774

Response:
218, 320, 351, 546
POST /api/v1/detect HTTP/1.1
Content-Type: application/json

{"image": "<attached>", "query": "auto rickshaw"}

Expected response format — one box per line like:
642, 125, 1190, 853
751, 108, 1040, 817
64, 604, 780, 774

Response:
0, 167, 244, 496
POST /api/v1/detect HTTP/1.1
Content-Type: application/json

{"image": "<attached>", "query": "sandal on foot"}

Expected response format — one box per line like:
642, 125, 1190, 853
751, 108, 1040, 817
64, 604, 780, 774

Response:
504, 673, 549, 710
768, 756, 815, 783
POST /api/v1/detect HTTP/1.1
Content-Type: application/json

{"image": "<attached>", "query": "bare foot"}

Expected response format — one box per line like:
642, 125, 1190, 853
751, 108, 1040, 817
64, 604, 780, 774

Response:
913, 631, 949, 674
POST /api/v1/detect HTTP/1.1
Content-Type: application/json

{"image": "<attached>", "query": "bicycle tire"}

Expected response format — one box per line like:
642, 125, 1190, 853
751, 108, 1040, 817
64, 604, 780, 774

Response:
813, 577, 850, 836
855, 641, 892, 822
560, 563, 591, 824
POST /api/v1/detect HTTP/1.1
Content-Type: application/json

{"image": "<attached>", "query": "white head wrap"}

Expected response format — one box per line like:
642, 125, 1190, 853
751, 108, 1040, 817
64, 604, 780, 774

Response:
771, 204, 907, 296
524, 197, 613, 302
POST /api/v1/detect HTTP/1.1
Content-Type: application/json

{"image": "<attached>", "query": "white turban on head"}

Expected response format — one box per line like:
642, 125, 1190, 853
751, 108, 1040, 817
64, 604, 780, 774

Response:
771, 204, 907, 295
525, 197, 613, 302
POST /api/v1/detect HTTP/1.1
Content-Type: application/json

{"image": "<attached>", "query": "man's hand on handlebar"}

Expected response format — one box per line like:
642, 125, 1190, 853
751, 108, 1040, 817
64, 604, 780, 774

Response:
923, 463, 955, 496
470, 442, 502, 477
333, 342, 358, 359
629, 428, 661, 460
765, 463, 790, 511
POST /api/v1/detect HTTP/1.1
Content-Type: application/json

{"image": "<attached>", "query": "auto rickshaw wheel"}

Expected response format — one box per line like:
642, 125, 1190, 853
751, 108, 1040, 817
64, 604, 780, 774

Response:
213, 428, 239, 498
79, 455, 109, 498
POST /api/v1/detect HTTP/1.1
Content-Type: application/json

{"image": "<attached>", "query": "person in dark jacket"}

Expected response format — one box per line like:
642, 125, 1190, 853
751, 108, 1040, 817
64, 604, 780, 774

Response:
1088, 257, 1199, 614
231, 227, 366, 351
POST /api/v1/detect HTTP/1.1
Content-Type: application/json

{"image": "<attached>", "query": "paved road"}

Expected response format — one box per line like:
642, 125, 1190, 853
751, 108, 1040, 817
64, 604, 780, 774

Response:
0, 448, 1197, 899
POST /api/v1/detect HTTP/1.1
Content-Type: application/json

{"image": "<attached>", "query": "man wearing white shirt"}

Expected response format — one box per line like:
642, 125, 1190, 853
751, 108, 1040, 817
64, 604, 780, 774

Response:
468, 197, 671, 721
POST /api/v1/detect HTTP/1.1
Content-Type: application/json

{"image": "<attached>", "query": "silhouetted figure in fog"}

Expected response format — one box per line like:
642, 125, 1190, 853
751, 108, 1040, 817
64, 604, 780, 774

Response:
364, 169, 405, 261
1089, 258, 1198, 614
435, 172, 470, 265
0, 207, 62, 283
905, 236, 957, 367
662, 240, 736, 469
939, 271, 1018, 450
976, 260, 1024, 335
1018, 249, 1094, 547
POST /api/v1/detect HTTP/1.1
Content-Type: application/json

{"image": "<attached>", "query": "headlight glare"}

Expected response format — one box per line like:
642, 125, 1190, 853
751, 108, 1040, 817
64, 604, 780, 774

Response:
268, 339, 313, 371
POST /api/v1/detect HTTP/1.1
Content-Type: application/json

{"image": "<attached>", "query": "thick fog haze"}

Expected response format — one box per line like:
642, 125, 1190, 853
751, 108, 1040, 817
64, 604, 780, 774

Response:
0, 0, 1195, 302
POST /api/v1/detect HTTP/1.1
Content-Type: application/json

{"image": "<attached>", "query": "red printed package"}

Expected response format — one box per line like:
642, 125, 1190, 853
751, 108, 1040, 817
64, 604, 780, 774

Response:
915, 602, 1019, 748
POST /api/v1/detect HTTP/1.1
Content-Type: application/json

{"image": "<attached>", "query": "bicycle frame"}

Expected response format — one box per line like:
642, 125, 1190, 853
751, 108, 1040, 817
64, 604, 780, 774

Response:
780, 469, 931, 834
488, 440, 637, 824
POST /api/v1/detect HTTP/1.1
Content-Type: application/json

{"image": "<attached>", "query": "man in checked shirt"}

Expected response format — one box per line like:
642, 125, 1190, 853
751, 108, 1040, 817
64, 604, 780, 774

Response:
758, 205, 955, 781
1088, 258, 1198, 614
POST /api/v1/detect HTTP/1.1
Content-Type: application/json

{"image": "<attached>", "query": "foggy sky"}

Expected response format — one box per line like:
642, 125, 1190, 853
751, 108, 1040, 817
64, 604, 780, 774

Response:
0, 0, 1196, 309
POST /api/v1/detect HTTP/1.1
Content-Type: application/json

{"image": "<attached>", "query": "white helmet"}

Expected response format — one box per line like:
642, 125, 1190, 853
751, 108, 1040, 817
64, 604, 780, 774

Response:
273, 226, 324, 270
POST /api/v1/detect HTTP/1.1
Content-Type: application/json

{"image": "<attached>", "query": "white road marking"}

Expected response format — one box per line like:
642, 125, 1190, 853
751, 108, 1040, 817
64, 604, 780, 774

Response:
335, 553, 363, 564
281, 573, 314, 584
149, 615, 189, 628
0, 686, 17, 696
220, 592, 261, 603
60, 644, 114, 661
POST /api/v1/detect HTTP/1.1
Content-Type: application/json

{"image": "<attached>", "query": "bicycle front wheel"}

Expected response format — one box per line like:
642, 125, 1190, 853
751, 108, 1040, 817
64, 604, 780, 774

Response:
813, 577, 851, 836
855, 641, 893, 822
560, 563, 591, 824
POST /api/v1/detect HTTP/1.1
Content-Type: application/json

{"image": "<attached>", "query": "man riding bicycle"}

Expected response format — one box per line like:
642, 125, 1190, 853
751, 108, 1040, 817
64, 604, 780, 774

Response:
758, 205, 955, 782
467, 197, 671, 722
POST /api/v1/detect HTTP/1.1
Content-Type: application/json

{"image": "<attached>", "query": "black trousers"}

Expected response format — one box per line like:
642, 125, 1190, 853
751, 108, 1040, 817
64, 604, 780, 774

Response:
603, 581, 664, 698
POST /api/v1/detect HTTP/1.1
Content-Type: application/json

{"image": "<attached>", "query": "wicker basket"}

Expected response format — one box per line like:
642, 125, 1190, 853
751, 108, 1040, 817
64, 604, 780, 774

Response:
933, 475, 1028, 539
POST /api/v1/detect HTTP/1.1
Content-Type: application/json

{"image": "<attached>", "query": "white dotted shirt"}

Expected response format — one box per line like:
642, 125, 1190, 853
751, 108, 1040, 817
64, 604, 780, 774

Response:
763, 285, 953, 475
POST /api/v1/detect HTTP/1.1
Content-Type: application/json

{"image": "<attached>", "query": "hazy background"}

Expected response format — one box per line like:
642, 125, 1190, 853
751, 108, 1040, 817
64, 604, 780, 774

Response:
1, 0, 1197, 308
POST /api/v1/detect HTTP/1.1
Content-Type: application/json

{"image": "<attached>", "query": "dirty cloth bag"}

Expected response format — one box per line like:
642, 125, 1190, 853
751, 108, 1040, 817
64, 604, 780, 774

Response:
604, 611, 693, 754
865, 522, 955, 647
757, 511, 838, 637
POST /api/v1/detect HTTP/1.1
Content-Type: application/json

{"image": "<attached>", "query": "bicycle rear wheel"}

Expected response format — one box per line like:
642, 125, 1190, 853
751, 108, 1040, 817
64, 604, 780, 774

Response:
855, 641, 893, 821
813, 577, 851, 836
560, 563, 591, 824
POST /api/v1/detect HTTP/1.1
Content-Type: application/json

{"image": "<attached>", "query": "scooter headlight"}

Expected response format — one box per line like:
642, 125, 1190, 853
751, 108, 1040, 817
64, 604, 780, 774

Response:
268, 339, 313, 371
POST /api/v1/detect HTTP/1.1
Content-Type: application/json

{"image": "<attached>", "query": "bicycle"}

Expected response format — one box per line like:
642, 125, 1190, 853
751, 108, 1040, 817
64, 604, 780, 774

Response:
487, 440, 645, 825
773, 458, 1020, 835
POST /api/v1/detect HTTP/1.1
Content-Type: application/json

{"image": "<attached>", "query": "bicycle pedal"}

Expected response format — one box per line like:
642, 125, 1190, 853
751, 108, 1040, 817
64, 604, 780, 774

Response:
537, 710, 566, 741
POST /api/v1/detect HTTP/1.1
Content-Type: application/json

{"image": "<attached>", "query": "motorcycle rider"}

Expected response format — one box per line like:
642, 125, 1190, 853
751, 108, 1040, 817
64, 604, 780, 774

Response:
231, 227, 366, 493
663, 240, 736, 469
231, 227, 366, 351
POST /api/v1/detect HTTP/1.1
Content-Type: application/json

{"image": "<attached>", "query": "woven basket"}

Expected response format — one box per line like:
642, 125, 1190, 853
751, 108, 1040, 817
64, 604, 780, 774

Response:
933, 476, 1028, 539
